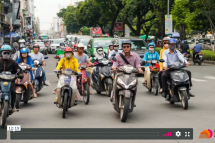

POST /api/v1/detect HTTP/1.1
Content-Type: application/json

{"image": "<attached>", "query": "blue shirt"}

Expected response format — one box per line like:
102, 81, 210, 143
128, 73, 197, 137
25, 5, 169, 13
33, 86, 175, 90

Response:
193, 44, 202, 52
16, 57, 34, 81
163, 49, 188, 67
108, 50, 122, 58
143, 51, 159, 67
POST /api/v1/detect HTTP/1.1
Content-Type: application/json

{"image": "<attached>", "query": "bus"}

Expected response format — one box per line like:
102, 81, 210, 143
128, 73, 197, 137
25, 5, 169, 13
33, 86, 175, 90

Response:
38, 34, 49, 41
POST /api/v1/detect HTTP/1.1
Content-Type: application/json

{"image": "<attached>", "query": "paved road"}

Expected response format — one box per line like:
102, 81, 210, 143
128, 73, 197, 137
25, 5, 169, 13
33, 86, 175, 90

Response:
1, 54, 215, 143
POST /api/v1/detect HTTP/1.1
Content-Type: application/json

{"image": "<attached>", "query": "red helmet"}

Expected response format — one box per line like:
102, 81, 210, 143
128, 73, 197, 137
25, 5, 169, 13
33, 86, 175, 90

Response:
33, 44, 40, 49
74, 44, 78, 48
64, 47, 73, 52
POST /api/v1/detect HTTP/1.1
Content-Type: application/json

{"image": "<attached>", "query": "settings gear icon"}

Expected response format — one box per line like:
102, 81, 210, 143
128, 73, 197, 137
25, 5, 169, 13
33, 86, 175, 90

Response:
175, 131, 181, 137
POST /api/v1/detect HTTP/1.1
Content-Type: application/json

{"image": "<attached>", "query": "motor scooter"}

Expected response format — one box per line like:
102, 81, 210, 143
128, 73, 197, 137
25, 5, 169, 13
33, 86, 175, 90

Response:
160, 61, 193, 110
77, 63, 90, 104
15, 63, 32, 109
54, 69, 80, 118
111, 65, 138, 122
193, 52, 203, 65
0, 71, 16, 127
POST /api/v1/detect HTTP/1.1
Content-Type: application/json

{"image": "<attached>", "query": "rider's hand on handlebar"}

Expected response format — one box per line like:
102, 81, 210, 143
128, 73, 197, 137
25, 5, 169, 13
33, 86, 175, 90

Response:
138, 68, 143, 74
186, 62, 190, 67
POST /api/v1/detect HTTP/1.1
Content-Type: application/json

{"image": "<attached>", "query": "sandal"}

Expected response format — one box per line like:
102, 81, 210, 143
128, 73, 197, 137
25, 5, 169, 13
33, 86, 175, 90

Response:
54, 98, 58, 104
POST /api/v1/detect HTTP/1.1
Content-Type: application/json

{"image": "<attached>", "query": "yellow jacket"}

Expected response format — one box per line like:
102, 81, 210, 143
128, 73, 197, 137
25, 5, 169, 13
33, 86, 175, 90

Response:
56, 57, 81, 72
159, 47, 166, 70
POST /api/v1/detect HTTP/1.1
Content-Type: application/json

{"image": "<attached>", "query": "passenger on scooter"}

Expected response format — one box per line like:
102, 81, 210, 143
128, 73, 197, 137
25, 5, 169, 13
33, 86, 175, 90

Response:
29, 44, 49, 86
162, 39, 195, 100
158, 37, 170, 93
180, 40, 190, 54
112, 40, 143, 106
107, 43, 114, 56
13, 39, 26, 61
0, 45, 24, 113
143, 42, 159, 85
74, 43, 94, 94
56, 43, 65, 58
16, 48, 37, 98
54, 47, 82, 104
108, 42, 122, 60
192, 41, 202, 63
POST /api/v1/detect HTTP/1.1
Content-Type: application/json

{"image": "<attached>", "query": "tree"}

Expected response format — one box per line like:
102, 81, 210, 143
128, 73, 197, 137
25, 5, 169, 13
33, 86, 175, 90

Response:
57, 8, 67, 19
171, 0, 191, 40
123, 0, 155, 36
80, 26, 90, 35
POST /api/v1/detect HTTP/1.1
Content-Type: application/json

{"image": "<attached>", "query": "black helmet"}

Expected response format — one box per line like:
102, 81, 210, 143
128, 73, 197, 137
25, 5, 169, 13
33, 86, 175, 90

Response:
95, 46, 103, 51
121, 40, 131, 46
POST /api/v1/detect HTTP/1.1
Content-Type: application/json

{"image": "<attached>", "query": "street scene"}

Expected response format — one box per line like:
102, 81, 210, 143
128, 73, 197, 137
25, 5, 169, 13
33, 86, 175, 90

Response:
0, 0, 215, 143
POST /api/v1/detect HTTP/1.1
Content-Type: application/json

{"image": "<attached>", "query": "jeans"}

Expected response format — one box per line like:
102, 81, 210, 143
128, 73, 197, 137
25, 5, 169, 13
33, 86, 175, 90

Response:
158, 71, 163, 89
42, 68, 46, 81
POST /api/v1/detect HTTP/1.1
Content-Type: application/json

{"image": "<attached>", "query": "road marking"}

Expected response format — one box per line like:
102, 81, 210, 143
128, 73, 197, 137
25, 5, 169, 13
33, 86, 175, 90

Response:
203, 76, 215, 80
191, 78, 207, 82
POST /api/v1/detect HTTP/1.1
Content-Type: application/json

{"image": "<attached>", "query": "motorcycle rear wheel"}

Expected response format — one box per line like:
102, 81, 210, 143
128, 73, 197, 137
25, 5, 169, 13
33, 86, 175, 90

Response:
120, 97, 130, 122
15, 93, 22, 109
62, 92, 68, 118
1, 101, 8, 127
180, 91, 188, 110
106, 84, 112, 97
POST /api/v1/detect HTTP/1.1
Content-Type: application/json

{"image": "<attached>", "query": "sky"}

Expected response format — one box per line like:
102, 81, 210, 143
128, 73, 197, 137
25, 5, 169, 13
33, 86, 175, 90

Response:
34, 0, 71, 31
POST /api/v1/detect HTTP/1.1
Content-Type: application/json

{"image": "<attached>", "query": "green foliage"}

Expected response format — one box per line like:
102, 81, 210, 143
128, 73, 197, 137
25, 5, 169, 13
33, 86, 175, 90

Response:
80, 26, 90, 35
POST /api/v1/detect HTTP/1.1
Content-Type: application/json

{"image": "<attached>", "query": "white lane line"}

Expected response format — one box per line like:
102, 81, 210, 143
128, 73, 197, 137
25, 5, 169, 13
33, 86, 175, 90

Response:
203, 76, 215, 80
191, 78, 207, 82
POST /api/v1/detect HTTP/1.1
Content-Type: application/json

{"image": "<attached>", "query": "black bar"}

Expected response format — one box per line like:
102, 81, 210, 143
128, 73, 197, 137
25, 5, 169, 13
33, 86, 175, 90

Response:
0, 127, 7, 140
11, 128, 193, 140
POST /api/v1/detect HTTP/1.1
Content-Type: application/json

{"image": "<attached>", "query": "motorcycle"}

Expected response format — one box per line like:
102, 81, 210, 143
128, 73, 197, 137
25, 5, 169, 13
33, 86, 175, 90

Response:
142, 60, 160, 95
112, 65, 138, 122
33, 57, 48, 93
15, 63, 32, 109
0, 71, 16, 127
91, 58, 114, 97
77, 63, 90, 104
193, 52, 203, 65
161, 61, 192, 110
54, 69, 80, 118
183, 52, 191, 61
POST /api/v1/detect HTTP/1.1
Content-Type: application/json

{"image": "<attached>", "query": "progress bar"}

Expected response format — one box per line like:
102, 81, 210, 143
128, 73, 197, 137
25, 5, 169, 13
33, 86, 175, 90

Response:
10, 128, 193, 140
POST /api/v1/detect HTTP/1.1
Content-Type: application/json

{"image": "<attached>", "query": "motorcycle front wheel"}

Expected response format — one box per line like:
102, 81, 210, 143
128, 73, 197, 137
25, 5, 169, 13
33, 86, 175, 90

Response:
106, 84, 112, 97
153, 78, 159, 95
120, 97, 130, 122
62, 92, 68, 118
15, 93, 22, 109
1, 101, 8, 127
83, 83, 90, 105
180, 90, 188, 110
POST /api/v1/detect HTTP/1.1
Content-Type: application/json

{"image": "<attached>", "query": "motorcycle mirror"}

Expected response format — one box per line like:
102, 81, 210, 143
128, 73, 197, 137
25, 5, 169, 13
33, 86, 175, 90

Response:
44, 57, 48, 59
159, 59, 165, 63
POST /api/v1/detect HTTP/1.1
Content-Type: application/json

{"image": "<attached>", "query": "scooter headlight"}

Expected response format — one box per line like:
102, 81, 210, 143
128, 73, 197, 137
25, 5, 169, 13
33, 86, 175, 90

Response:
117, 78, 125, 87
101, 74, 104, 80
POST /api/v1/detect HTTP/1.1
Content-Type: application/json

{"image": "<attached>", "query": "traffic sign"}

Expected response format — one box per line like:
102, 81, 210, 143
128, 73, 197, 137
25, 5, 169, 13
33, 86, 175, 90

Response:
165, 15, 173, 34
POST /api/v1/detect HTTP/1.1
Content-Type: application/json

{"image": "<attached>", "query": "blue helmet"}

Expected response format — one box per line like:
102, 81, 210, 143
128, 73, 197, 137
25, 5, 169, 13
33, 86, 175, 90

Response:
148, 42, 155, 48
0, 45, 12, 52
60, 43, 65, 46
169, 38, 177, 44
20, 48, 29, 53
182, 40, 185, 43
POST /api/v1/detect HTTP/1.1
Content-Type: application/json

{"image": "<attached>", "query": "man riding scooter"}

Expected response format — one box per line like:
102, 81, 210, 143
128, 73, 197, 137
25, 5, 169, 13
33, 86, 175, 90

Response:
143, 42, 159, 86
54, 47, 82, 104
0, 45, 24, 113
192, 41, 202, 63
56, 43, 65, 58
162, 39, 195, 100
13, 39, 26, 61
74, 43, 94, 94
29, 44, 49, 86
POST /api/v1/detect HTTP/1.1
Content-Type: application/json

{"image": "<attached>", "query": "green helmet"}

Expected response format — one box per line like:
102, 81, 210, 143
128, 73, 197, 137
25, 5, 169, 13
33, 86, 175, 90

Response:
0, 45, 12, 52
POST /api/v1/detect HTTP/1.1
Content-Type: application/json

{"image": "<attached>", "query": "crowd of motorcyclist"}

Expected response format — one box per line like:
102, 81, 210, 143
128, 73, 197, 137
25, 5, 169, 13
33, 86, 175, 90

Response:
0, 35, 202, 123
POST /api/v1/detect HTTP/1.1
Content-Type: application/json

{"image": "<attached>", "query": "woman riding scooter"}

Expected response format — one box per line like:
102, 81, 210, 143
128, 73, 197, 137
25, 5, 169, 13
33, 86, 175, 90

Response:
16, 48, 37, 98
143, 42, 159, 85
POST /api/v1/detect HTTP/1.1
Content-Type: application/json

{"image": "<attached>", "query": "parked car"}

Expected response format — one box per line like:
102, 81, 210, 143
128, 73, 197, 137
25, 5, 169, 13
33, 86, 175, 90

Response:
32, 39, 42, 45
74, 35, 91, 45
36, 42, 48, 55
77, 37, 92, 50
197, 38, 213, 50
49, 39, 64, 54
87, 37, 113, 62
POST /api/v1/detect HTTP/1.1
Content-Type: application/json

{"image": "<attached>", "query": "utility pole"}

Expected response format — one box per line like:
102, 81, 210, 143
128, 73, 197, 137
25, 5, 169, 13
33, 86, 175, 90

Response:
167, 0, 169, 15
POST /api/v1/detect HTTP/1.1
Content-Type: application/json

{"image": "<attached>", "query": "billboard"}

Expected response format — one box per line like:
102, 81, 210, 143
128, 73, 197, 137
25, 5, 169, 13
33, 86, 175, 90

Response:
113, 22, 123, 31
91, 27, 102, 34
165, 15, 173, 34
25, 16, 32, 29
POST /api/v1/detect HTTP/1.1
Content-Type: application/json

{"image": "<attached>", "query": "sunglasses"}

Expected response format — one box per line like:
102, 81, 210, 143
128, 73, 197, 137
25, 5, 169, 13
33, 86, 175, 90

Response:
2, 52, 10, 55
163, 42, 169, 44
123, 46, 130, 49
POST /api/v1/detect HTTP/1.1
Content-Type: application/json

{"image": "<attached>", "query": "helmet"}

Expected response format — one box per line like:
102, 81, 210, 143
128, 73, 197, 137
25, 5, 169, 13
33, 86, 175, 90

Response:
20, 48, 29, 53
64, 47, 73, 53
18, 39, 25, 43
169, 38, 177, 44
74, 44, 78, 48
96, 46, 103, 51
148, 42, 155, 48
163, 37, 170, 41
184, 40, 188, 44
17, 36, 20, 39
121, 40, 131, 46
0, 45, 12, 52
77, 43, 85, 48
60, 43, 65, 46
114, 40, 119, 46
182, 40, 185, 43
33, 44, 40, 49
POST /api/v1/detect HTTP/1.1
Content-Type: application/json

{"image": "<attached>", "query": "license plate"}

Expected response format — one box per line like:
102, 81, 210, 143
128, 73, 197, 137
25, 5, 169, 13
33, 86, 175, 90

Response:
199, 56, 202, 57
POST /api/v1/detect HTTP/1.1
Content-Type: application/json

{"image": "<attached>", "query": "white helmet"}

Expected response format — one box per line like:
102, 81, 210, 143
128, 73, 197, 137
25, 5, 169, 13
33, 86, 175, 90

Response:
77, 43, 85, 48
18, 39, 26, 43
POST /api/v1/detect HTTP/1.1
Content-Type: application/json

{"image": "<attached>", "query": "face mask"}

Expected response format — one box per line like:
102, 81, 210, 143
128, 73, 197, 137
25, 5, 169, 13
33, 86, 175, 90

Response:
169, 45, 176, 50
114, 48, 119, 51
2, 51, 11, 60
149, 48, 154, 53
65, 53, 72, 58
97, 49, 103, 55
61, 46, 64, 49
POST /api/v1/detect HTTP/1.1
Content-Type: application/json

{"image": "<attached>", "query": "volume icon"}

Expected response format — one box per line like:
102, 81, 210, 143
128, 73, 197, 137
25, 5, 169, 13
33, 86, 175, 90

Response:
163, 132, 171, 136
